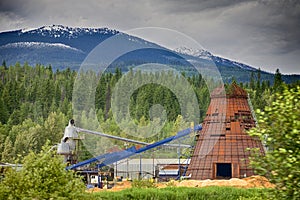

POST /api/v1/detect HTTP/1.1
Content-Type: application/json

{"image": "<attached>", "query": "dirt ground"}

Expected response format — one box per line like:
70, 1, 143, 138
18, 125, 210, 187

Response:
87, 175, 274, 193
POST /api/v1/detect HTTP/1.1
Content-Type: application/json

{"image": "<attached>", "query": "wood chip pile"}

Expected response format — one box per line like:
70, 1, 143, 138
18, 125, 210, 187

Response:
87, 176, 274, 192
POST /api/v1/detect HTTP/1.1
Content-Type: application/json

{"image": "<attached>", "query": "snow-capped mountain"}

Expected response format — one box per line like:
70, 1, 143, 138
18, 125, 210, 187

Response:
0, 25, 119, 53
0, 25, 298, 83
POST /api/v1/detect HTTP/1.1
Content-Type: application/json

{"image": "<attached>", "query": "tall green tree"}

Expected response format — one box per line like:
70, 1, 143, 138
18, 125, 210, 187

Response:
256, 68, 261, 92
250, 71, 255, 90
274, 68, 283, 90
0, 98, 9, 124
249, 86, 300, 199
43, 112, 68, 145
13, 123, 43, 157
1, 136, 14, 163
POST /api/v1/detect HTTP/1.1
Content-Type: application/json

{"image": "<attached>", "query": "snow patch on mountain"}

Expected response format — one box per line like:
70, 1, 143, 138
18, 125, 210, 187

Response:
174, 46, 212, 60
0, 42, 84, 53
174, 47, 256, 71
21, 27, 37, 33
19, 25, 119, 39
212, 56, 256, 71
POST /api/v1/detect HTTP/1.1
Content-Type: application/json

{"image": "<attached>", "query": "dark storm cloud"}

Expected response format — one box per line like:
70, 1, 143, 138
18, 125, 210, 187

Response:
249, 0, 300, 53
160, 0, 255, 12
0, 0, 19, 11
161, 0, 300, 53
0, 0, 299, 73
0, 0, 35, 15
169, 0, 300, 73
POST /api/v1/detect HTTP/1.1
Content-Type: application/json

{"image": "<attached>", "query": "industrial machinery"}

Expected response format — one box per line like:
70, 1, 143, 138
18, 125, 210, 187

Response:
57, 119, 80, 164
57, 119, 202, 187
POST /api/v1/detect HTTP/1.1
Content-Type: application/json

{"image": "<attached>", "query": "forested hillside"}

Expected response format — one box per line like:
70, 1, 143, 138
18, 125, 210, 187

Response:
0, 63, 297, 163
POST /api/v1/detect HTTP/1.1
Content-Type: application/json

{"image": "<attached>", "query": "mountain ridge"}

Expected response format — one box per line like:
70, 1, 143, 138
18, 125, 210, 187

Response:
0, 25, 299, 83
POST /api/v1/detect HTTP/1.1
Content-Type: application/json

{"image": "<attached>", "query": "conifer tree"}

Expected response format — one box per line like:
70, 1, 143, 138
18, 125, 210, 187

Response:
1, 137, 14, 163
274, 68, 283, 90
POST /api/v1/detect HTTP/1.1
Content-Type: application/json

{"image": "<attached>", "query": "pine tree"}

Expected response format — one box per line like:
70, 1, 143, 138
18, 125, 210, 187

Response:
256, 68, 261, 91
105, 83, 111, 120
274, 68, 283, 90
0, 98, 9, 124
1, 136, 14, 162
250, 71, 255, 90
1, 60, 7, 70
95, 76, 107, 111
44, 112, 67, 145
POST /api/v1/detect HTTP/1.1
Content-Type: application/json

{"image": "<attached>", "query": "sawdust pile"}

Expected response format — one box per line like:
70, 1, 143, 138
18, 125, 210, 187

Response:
159, 176, 274, 189
110, 180, 132, 191
87, 175, 274, 192
175, 176, 274, 188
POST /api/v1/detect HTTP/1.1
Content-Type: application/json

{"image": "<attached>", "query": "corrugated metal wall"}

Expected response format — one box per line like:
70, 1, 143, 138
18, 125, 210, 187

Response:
114, 158, 189, 180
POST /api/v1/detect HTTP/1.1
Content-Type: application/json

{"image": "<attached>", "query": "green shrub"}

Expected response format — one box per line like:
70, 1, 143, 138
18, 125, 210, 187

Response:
0, 144, 88, 200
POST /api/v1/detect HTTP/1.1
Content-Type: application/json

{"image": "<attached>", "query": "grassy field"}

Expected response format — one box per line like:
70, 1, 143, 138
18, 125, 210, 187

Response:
90, 186, 271, 200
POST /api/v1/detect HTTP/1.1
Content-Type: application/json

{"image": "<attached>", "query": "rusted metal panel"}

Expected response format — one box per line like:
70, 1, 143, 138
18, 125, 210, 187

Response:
232, 163, 240, 178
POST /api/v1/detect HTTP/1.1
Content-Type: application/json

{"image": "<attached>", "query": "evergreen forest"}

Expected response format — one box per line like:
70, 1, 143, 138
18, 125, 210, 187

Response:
0, 62, 298, 163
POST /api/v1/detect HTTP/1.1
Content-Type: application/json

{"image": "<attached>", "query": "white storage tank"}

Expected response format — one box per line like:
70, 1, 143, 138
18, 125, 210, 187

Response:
57, 142, 70, 155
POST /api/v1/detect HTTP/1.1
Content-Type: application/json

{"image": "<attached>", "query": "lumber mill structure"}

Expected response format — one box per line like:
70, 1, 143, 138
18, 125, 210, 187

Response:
56, 83, 265, 186
186, 83, 265, 179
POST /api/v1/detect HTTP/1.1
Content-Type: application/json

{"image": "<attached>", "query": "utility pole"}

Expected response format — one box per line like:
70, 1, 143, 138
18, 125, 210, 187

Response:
139, 154, 142, 180
125, 143, 129, 179
178, 140, 181, 178
115, 161, 118, 178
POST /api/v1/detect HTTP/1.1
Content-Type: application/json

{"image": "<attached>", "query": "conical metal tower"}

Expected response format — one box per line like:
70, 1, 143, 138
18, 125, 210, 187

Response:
187, 83, 265, 179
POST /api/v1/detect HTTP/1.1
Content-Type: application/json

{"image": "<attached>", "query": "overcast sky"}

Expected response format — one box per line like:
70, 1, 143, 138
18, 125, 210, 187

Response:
0, 0, 299, 74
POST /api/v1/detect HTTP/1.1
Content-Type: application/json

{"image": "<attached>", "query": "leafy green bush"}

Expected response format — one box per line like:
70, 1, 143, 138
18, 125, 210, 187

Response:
0, 144, 88, 200
249, 86, 300, 199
